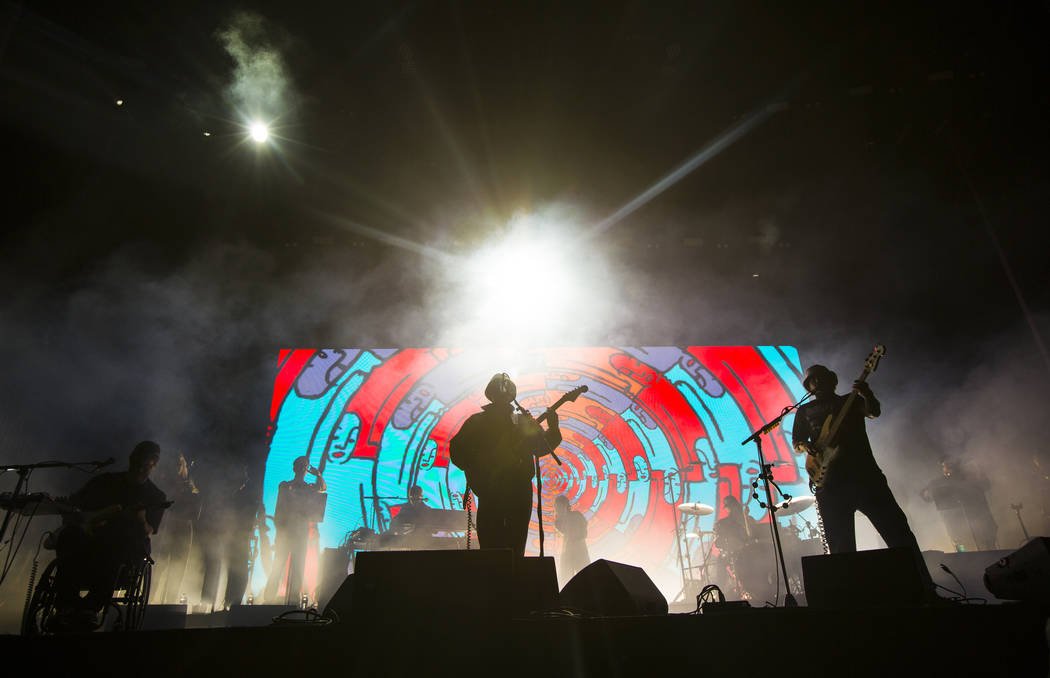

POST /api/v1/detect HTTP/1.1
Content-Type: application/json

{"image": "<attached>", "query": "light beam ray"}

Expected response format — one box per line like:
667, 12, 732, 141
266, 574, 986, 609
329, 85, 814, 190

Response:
581, 102, 784, 241
314, 210, 457, 265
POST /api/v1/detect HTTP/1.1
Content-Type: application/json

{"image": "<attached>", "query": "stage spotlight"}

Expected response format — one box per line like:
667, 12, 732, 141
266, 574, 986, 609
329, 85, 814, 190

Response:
249, 121, 269, 143
463, 217, 581, 343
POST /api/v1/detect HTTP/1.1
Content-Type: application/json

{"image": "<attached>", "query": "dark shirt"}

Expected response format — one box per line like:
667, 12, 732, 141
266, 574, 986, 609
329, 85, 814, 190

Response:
390, 500, 430, 532
925, 472, 994, 518
69, 472, 167, 540
274, 479, 325, 532
715, 509, 763, 553
555, 510, 587, 541
449, 403, 562, 498
792, 393, 882, 485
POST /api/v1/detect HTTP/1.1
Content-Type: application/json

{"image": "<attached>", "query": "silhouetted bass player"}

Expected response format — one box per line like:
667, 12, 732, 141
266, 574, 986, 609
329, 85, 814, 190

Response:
450, 373, 561, 556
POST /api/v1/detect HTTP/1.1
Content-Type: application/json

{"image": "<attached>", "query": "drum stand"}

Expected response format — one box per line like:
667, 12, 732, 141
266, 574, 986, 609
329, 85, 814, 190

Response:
740, 394, 811, 608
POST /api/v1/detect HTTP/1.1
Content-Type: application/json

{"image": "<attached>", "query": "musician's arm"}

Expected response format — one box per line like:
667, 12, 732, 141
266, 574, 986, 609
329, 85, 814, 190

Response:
853, 381, 881, 418
138, 510, 156, 536
791, 411, 812, 454
543, 410, 562, 449
309, 466, 327, 493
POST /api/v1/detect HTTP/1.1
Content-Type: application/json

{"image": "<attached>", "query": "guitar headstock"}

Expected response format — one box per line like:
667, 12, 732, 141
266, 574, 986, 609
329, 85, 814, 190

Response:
562, 385, 589, 403
864, 345, 886, 374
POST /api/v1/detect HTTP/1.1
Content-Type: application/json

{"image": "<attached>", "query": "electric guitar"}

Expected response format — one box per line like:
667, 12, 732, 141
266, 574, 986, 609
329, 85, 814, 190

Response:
459, 385, 589, 498
804, 345, 885, 490
71, 500, 174, 536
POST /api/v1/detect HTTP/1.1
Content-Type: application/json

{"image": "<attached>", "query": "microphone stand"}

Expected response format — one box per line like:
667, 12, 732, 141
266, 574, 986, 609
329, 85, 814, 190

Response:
740, 393, 811, 608
513, 400, 562, 558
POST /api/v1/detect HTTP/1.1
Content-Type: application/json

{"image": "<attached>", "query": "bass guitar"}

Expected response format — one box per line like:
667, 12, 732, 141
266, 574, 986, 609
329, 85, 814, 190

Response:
804, 345, 885, 490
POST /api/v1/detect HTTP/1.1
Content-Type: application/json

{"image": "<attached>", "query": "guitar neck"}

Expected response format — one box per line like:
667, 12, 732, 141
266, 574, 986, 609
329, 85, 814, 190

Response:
535, 396, 569, 424
824, 367, 873, 444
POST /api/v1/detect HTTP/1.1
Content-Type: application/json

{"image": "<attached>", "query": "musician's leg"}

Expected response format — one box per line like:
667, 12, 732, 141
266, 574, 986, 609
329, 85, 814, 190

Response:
857, 473, 936, 595
507, 481, 534, 558
857, 472, 922, 552
223, 528, 251, 607
82, 536, 134, 614
286, 532, 308, 605
263, 533, 289, 602
476, 494, 508, 549
815, 487, 857, 553
54, 525, 91, 610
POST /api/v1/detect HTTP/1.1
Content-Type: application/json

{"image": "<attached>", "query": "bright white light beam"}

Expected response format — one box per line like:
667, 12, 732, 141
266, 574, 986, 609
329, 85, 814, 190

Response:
249, 121, 269, 143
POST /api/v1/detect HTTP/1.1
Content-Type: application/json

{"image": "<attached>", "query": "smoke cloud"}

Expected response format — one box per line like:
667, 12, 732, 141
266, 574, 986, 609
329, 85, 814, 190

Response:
217, 11, 296, 121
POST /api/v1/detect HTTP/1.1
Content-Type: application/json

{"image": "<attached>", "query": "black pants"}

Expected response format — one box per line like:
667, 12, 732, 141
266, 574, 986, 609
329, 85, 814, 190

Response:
264, 527, 308, 604
55, 526, 147, 613
476, 480, 534, 556
816, 471, 922, 554
222, 528, 252, 607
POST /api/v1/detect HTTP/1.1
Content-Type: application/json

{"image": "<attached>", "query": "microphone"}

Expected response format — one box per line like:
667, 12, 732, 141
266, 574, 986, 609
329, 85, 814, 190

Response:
93, 457, 116, 470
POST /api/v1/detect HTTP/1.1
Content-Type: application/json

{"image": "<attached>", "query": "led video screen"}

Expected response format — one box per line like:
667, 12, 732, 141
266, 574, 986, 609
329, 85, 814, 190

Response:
259, 347, 813, 598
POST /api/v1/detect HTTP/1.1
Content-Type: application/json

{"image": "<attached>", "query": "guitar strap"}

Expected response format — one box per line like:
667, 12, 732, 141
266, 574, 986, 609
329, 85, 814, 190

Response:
463, 484, 474, 550
813, 494, 830, 555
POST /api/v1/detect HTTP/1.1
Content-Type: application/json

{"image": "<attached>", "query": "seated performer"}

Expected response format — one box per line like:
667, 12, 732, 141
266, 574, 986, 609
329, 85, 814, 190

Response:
714, 495, 764, 555
450, 373, 561, 556
52, 440, 167, 631
389, 485, 431, 533
554, 495, 590, 582
715, 495, 771, 599
263, 456, 326, 605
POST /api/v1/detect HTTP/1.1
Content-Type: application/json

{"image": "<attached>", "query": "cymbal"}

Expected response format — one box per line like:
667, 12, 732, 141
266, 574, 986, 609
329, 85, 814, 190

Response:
678, 502, 714, 516
776, 495, 815, 516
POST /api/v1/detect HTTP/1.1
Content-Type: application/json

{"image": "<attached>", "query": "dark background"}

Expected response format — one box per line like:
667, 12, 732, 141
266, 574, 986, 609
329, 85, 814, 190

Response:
1, 0, 1048, 587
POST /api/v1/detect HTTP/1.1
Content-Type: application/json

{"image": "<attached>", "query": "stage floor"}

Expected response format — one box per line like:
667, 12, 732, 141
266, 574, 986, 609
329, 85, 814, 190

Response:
3, 602, 1046, 677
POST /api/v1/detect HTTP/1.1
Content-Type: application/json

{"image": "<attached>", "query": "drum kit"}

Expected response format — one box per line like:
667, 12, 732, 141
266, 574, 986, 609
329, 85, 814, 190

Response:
675, 495, 819, 602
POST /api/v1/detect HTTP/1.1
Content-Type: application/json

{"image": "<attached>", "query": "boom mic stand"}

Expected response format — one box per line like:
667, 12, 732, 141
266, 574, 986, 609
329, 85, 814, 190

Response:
514, 399, 563, 559
740, 393, 811, 608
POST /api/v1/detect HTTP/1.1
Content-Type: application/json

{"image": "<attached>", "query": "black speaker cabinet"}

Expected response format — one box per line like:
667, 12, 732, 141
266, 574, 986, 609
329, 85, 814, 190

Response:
317, 547, 351, 612
802, 547, 927, 607
323, 550, 559, 623
337, 549, 515, 623
559, 559, 667, 616
512, 556, 559, 614
984, 537, 1050, 603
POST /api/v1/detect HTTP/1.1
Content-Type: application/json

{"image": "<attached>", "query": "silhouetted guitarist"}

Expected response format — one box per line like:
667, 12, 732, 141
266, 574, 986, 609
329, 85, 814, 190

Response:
792, 364, 927, 566
450, 373, 561, 556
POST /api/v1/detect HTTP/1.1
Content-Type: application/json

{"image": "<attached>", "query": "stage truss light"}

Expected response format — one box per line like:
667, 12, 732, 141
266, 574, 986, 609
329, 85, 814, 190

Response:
249, 121, 269, 143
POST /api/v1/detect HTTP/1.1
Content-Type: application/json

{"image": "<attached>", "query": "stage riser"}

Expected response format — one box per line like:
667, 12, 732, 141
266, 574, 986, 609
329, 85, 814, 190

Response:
3, 604, 1044, 677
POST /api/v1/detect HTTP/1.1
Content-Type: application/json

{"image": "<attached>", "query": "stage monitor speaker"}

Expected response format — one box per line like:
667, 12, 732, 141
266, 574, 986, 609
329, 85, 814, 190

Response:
983, 537, 1050, 603
559, 559, 667, 616
335, 549, 515, 624
802, 547, 927, 607
317, 547, 351, 611
512, 556, 559, 613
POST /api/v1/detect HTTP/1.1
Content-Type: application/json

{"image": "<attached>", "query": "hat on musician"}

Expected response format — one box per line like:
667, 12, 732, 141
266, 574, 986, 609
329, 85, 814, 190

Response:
802, 364, 837, 393
484, 372, 517, 403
